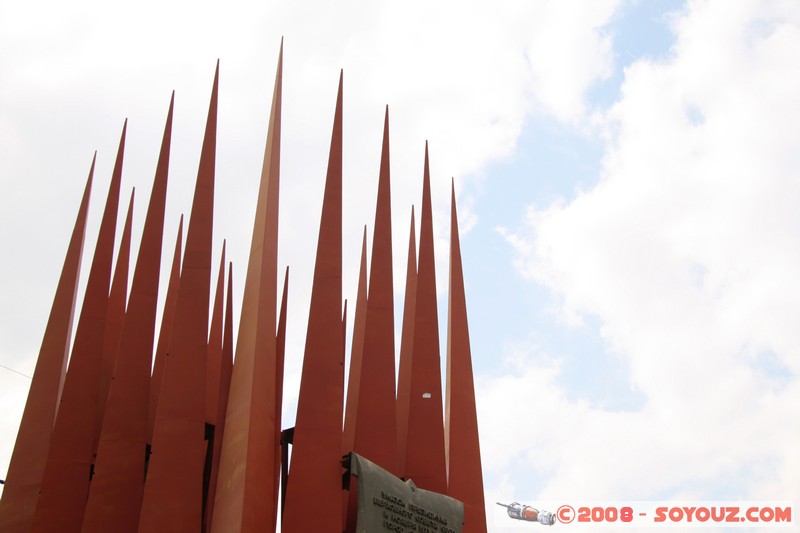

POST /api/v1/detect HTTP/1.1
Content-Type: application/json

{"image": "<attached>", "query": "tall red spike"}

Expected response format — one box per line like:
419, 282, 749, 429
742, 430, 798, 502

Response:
210, 43, 282, 533
94, 188, 134, 456
0, 155, 94, 533
352, 106, 397, 474
82, 96, 174, 533
203, 242, 226, 530
343, 227, 368, 453
402, 143, 447, 493
30, 122, 126, 533
206, 242, 226, 426
149, 214, 183, 443
396, 206, 416, 476
282, 70, 344, 532
273, 266, 289, 515
445, 182, 487, 532
138, 63, 217, 533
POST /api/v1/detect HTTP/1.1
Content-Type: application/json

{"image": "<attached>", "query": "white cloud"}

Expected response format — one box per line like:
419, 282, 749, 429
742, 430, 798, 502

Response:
496, 0, 800, 517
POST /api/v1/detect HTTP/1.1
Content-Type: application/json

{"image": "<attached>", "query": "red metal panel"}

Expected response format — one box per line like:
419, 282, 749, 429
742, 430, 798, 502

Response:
149, 215, 183, 443
30, 123, 126, 533
402, 144, 447, 494
94, 190, 133, 456
82, 95, 174, 533
0, 157, 94, 533
445, 183, 487, 533
137, 64, 217, 533
203, 244, 226, 530
210, 43, 283, 533
343, 229, 368, 454
396, 206, 416, 477
353, 108, 398, 474
282, 71, 344, 533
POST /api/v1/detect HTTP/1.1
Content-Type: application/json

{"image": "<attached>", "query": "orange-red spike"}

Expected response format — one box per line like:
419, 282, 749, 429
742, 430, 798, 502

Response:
273, 266, 289, 516
282, 71, 344, 532
82, 94, 174, 533
206, 242, 226, 426
403, 143, 447, 493
149, 214, 183, 443
0, 155, 95, 533
445, 182, 487, 532
94, 188, 134, 456
210, 43, 282, 533
353, 106, 397, 474
343, 227, 368, 453
31, 122, 126, 533
396, 206, 416, 476
203, 242, 226, 530
138, 64, 217, 533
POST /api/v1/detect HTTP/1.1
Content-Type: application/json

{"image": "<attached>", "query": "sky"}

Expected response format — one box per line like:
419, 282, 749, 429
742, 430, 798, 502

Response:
1, 1, 798, 531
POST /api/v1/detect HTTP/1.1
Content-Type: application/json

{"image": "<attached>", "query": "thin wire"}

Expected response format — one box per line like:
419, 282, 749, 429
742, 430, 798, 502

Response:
0, 363, 32, 379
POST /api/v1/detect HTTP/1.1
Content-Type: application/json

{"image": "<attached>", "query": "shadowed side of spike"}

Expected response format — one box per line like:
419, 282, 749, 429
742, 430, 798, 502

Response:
94, 189, 135, 456
31, 123, 126, 533
0, 155, 94, 533
282, 71, 344, 533
149, 214, 183, 443
272, 266, 288, 517
445, 183, 487, 532
82, 94, 174, 533
138, 64, 217, 533
403, 143, 447, 493
343, 228, 368, 453
353, 107, 397, 474
396, 206, 416, 477
203, 243, 226, 530
210, 43, 283, 533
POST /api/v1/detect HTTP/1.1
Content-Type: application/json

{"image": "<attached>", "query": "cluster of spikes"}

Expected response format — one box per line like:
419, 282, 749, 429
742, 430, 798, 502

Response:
0, 44, 486, 533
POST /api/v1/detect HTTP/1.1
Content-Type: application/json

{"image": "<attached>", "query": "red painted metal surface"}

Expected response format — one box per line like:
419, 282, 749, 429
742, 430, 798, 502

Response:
282, 71, 344, 533
138, 64, 217, 533
30, 124, 125, 533
210, 44, 283, 533
94, 190, 133, 457
343, 228, 368, 454
82, 95, 174, 533
445, 183, 488, 532
352, 108, 398, 475
273, 266, 288, 521
0, 156, 94, 533
203, 244, 226, 530
402, 144, 447, 494
396, 206, 416, 477
149, 215, 183, 443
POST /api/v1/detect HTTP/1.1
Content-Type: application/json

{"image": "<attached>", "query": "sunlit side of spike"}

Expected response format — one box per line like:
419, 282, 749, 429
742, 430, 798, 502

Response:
210, 43, 282, 533
396, 206, 416, 477
82, 95, 174, 533
403, 143, 447, 493
343, 228, 368, 453
149, 214, 183, 443
30, 123, 126, 533
0, 156, 94, 533
138, 64, 217, 533
203, 242, 226, 530
353, 107, 397, 474
445, 183, 487, 532
282, 71, 344, 532
93, 190, 134, 456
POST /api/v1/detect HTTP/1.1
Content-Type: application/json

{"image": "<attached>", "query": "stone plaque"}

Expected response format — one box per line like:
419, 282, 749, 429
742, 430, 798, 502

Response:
350, 453, 463, 533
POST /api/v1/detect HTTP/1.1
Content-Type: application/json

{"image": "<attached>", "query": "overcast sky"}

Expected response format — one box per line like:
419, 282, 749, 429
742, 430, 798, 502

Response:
1, 1, 798, 531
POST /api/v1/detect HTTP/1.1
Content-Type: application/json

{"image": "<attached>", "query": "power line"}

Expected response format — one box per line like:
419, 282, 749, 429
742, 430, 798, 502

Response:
0, 363, 32, 379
